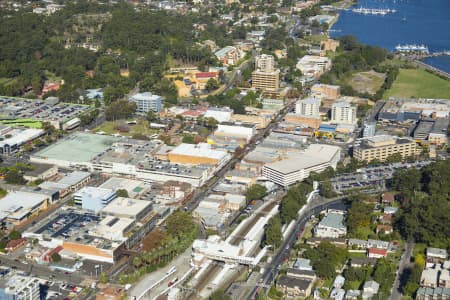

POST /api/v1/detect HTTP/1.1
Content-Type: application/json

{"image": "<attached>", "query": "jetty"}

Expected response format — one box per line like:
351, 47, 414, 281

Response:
352, 7, 397, 15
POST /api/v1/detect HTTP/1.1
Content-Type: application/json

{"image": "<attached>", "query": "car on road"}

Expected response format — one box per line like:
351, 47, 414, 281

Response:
168, 277, 178, 287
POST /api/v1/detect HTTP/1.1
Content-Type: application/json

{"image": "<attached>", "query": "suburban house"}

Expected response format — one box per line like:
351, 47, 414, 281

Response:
367, 248, 388, 258
314, 211, 347, 238
276, 276, 314, 298
362, 280, 380, 299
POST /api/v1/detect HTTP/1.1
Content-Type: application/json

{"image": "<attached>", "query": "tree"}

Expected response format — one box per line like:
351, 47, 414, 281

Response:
133, 256, 142, 268
5, 169, 26, 185
9, 230, 21, 240
105, 100, 136, 121
373, 258, 396, 295
51, 253, 62, 262
147, 111, 158, 122
320, 181, 337, 198
264, 215, 282, 248
205, 78, 219, 91
402, 263, 422, 296
116, 189, 129, 198
103, 86, 124, 105
99, 272, 109, 284
182, 135, 195, 144
245, 184, 267, 202
304, 242, 348, 279
347, 201, 373, 234
166, 211, 197, 239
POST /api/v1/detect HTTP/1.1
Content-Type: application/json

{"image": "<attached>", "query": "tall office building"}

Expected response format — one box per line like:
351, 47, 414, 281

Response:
331, 101, 357, 124
295, 97, 321, 117
129, 92, 163, 113
252, 54, 280, 91
255, 54, 275, 72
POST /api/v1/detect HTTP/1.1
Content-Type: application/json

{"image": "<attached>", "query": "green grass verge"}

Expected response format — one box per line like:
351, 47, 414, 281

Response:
0, 119, 42, 128
383, 68, 450, 99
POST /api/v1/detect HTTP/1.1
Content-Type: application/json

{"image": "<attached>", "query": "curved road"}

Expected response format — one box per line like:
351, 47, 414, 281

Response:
247, 197, 347, 299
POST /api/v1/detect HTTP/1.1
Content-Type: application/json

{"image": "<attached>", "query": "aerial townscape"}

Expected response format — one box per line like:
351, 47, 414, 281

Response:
0, 0, 450, 299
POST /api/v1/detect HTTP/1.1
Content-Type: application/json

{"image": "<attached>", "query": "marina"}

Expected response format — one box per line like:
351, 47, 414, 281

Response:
331, 0, 450, 74
351, 7, 397, 15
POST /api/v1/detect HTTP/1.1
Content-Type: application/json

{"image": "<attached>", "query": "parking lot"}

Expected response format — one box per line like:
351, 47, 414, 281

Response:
0, 96, 89, 124
331, 161, 432, 192
35, 211, 100, 241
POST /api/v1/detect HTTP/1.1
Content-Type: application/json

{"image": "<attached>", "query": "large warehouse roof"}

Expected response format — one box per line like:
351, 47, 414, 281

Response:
33, 132, 120, 163
170, 143, 229, 160
265, 144, 340, 174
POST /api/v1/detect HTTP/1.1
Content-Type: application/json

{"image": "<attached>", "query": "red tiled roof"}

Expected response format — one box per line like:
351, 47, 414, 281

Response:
195, 72, 217, 79
6, 238, 27, 251
382, 193, 395, 202
368, 248, 387, 256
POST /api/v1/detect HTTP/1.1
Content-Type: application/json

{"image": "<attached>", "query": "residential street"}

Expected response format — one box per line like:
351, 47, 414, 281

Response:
390, 241, 414, 300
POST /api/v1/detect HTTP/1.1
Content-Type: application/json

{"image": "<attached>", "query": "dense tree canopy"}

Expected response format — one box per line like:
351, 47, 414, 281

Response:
264, 215, 283, 248
392, 161, 450, 248
304, 242, 348, 279
280, 182, 312, 224
245, 184, 267, 202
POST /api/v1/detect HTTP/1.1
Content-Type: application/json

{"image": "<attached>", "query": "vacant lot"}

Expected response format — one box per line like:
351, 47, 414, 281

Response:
93, 119, 159, 137
383, 68, 450, 99
350, 70, 386, 95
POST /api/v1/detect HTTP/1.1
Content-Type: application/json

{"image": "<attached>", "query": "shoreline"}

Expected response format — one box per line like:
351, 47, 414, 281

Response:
326, 1, 450, 75
327, 0, 356, 37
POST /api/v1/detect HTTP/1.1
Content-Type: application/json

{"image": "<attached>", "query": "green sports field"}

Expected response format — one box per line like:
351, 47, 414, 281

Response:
383, 68, 450, 99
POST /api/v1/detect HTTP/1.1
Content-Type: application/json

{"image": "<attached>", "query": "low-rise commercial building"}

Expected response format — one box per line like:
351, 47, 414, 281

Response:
204, 107, 233, 123
168, 143, 231, 167
0, 127, 44, 155
23, 163, 58, 182
311, 84, 340, 100
0, 191, 50, 228
296, 55, 331, 78
214, 122, 256, 142
100, 197, 153, 221
353, 135, 417, 162
73, 187, 117, 213
0, 275, 41, 300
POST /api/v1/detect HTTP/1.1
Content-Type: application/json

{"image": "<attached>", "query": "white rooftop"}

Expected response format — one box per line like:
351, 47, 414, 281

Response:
265, 144, 340, 174
100, 197, 152, 218
99, 177, 147, 198
130, 92, 162, 101
91, 216, 135, 241
0, 191, 49, 221
170, 143, 229, 161
74, 186, 114, 199
58, 171, 90, 186
0, 128, 43, 148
